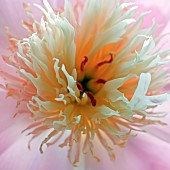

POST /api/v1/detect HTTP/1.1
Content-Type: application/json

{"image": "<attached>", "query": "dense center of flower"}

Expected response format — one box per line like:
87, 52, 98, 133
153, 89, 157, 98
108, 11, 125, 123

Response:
77, 77, 97, 106
76, 54, 113, 106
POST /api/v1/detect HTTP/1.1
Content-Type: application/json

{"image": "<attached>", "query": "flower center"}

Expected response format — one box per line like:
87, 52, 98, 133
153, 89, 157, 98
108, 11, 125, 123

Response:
77, 76, 96, 106
77, 54, 112, 106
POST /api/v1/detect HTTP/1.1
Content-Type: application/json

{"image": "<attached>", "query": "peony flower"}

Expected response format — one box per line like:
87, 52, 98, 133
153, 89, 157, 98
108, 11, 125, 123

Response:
0, 0, 170, 169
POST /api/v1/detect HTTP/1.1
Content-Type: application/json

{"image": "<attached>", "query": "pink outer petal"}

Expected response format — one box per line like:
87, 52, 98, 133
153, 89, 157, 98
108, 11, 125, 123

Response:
30, 133, 74, 170
0, 29, 8, 50
0, 133, 74, 170
136, 0, 170, 49
144, 101, 170, 143
0, 0, 43, 36
0, 91, 30, 152
0, 91, 73, 170
136, 0, 170, 33
47, 0, 79, 8
137, 4, 169, 34
0, 0, 73, 53
84, 132, 170, 170
127, 133, 170, 170
0, 91, 24, 133
0, 0, 72, 38
0, 0, 44, 67
0, 136, 38, 170
48, 0, 65, 9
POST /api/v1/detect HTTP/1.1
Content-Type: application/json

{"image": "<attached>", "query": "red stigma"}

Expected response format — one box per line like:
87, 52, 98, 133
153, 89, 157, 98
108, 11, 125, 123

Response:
81, 56, 88, 71
96, 53, 113, 68
96, 79, 106, 84
76, 81, 84, 92
86, 92, 96, 107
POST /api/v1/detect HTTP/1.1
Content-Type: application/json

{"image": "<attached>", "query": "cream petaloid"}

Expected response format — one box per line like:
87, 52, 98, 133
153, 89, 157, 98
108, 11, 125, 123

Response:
0, 0, 170, 166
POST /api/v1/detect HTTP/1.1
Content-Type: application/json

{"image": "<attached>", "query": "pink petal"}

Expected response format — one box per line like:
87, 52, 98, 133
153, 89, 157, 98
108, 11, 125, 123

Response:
0, 0, 71, 37
0, 131, 74, 170
136, 0, 170, 49
137, 2, 170, 35
144, 101, 170, 143
127, 132, 170, 170
0, 91, 29, 153
84, 132, 170, 170
0, 136, 40, 170
31, 137, 73, 170
0, 91, 73, 170
0, 91, 21, 132
0, 0, 43, 36
0, 29, 8, 50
